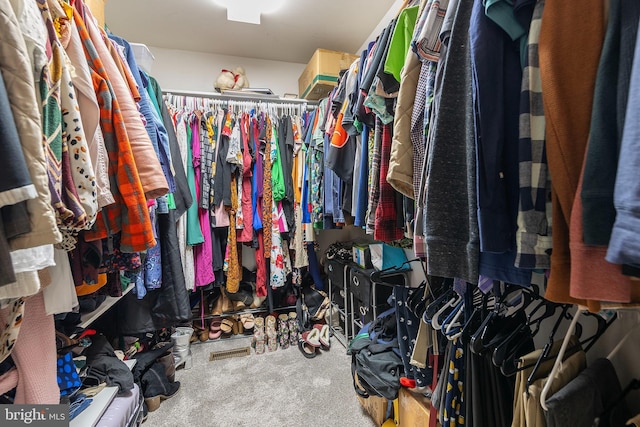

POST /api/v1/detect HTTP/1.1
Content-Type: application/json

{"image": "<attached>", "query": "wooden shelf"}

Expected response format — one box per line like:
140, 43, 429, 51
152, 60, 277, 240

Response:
78, 284, 135, 329
69, 360, 136, 427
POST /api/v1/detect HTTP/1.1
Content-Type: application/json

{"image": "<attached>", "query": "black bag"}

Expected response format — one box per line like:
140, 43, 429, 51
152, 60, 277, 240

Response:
297, 285, 331, 331
349, 307, 404, 400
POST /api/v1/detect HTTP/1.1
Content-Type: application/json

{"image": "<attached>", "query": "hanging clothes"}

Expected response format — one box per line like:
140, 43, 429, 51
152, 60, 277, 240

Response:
237, 113, 254, 243
74, 9, 155, 253
539, 0, 605, 309
192, 115, 215, 288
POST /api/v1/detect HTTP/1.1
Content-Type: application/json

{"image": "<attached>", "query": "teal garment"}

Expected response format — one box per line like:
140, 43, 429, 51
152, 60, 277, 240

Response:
144, 73, 162, 116
185, 117, 204, 245
271, 124, 286, 201
384, 6, 420, 83
484, 0, 528, 67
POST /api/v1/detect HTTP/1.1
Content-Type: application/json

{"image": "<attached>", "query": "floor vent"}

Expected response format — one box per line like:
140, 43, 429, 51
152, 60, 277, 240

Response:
209, 347, 251, 362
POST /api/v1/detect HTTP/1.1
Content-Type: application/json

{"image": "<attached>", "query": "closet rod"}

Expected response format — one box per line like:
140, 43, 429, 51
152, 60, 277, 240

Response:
162, 88, 316, 105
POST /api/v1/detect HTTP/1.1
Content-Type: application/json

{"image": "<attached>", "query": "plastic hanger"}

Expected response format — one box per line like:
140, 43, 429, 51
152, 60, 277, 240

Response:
431, 293, 463, 330
524, 304, 573, 388
443, 301, 465, 340
538, 309, 617, 410
424, 288, 454, 324
539, 309, 581, 411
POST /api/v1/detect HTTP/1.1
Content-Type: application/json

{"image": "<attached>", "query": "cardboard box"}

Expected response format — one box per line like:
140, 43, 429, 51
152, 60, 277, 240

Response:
85, 0, 106, 28
357, 394, 389, 426
298, 49, 360, 100
398, 388, 431, 427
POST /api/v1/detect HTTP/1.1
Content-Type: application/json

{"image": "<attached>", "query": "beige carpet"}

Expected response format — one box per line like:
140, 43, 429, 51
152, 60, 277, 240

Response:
146, 336, 377, 427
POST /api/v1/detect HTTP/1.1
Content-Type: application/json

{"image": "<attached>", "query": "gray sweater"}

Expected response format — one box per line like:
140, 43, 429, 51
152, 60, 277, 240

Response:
424, 0, 480, 283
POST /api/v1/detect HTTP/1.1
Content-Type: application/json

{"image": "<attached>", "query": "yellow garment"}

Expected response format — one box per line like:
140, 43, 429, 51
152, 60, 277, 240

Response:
226, 175, 240, 293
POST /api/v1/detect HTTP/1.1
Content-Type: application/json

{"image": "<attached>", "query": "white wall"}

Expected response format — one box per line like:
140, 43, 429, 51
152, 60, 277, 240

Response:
146, 46, 306, 96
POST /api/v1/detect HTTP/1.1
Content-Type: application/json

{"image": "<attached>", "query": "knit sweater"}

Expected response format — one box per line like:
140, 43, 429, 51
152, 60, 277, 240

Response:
424, 0, 479, 283
539, 0, 606, 307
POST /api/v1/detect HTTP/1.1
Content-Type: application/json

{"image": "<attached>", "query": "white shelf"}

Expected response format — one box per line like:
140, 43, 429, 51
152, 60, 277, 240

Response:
70, 386, 118, 427
69, 359, 137, 427
78, 284, 135, 329
123, 359, 137, 371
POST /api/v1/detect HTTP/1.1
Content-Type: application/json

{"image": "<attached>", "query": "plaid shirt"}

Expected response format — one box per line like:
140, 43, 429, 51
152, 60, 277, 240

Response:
366, 119, 383, 234
75, 10, 155, 253
374, 123, 404, 242
414, 0, 450, 62
515, 0, 552, 269
200, 112, 216, 209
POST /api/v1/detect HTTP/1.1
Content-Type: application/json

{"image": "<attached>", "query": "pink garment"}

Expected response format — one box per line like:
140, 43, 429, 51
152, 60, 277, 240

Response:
238, 114, 254, 242
569, 152, 632, 303
277, 201, 288, 233
0, 292, 58, 403
191, 119, 215, 287
255, 230, 267, 297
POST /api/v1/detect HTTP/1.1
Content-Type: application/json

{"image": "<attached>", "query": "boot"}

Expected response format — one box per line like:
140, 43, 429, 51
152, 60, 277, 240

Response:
266, 315, 278, 352
211, 293, 223, 316
171, 327, 193, 370
142, 362, 180, 412
278, 314, 289, 350
288, 312, 299, 347
220, 288, 234, 313
156, 352, 176, 383
252, 316, 265, 355
250, 293, 267, 309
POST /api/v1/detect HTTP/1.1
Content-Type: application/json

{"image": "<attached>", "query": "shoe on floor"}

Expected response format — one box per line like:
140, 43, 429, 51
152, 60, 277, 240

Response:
142, 362, 181, 412
298, 338, 317, 359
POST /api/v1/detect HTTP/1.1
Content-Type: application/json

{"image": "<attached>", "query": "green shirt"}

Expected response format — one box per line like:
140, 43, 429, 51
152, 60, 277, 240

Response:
384, 6, 420, 83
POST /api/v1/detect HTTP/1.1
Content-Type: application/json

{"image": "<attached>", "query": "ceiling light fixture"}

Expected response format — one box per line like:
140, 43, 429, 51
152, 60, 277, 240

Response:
213, 0, 286, 25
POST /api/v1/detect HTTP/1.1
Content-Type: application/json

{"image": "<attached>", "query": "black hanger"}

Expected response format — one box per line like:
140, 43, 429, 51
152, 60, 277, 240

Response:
469, 284, 533, 354
579, 311, 617, 352
525, 305, 573, 388
497, 302, 568, 377
424, 287, 455, 323
513, 309, 615, 380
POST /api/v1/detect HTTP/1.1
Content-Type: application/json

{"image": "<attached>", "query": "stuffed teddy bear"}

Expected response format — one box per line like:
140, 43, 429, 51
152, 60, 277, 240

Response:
214, 67, 250, 91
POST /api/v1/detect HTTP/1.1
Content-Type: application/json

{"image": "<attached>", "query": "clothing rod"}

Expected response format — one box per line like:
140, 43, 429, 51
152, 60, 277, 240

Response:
162, 88, 317, 105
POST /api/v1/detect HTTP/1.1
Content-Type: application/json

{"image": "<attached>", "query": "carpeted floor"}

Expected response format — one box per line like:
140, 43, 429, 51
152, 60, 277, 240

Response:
146, 336, 377, 427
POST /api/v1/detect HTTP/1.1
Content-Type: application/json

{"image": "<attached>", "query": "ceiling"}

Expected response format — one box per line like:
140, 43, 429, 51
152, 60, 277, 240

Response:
105, 0, 396, 64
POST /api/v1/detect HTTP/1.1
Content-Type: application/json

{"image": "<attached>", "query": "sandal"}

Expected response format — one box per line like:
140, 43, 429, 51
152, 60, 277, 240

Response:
209, 319, 222, 340
298, 338, 317, 359
220, 318, 235, 334
301, 328, 321, 348
313, 324, 330, 350
240, 313, 255, 331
